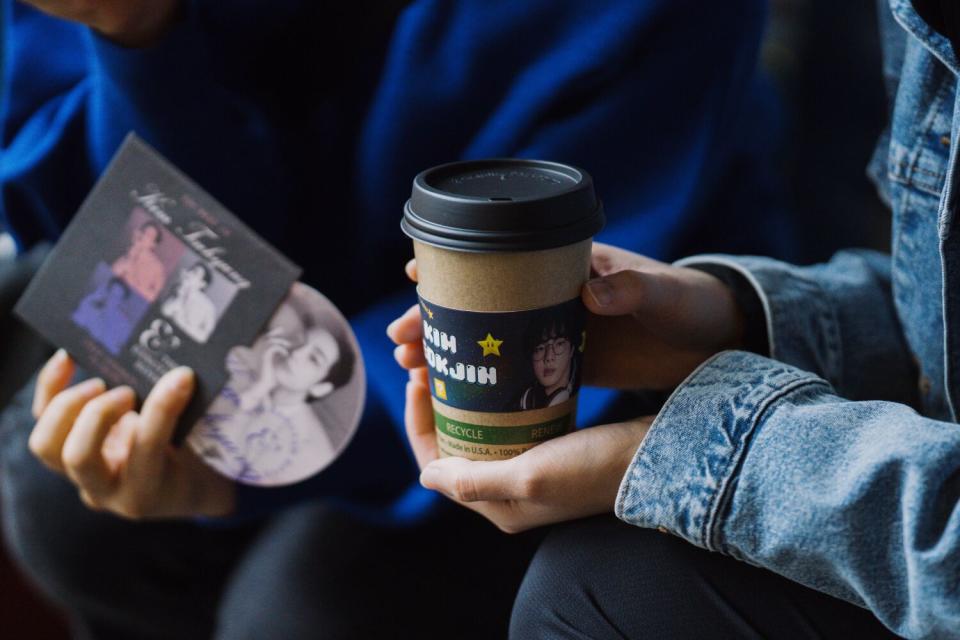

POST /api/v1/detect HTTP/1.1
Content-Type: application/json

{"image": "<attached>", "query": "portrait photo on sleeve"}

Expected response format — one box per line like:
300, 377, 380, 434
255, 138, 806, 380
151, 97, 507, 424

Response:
187, 283, 365, 486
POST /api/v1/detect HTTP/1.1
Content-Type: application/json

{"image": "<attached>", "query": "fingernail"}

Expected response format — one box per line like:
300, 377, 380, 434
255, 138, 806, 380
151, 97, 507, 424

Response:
111, 385, 136, 402
419, 464, 440, 488
585, 279, 614, 306
78, 378, 106, 395
52, 349, 68, 366
386, 318, 399, 338
394, 344, 406, 363
168, 367, 195, 392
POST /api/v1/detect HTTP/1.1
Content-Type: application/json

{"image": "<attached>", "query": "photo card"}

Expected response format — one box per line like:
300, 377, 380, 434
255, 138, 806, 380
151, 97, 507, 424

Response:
15, 134, 302, 444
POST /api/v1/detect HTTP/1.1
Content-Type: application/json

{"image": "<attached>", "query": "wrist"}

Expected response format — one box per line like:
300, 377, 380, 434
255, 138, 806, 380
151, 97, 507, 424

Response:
616, 417, 653, 487
682, 264, 768, 357
196, 475, 236, 518
712, 276, 747, 351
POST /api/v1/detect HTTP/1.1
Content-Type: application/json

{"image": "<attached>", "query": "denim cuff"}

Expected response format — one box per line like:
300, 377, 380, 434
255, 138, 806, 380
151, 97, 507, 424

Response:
676, 255, 842, 389
614, 350, 830, 550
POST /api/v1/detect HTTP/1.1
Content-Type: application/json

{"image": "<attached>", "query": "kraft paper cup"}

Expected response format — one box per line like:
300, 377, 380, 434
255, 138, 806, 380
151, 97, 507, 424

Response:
402, 159, 603, 461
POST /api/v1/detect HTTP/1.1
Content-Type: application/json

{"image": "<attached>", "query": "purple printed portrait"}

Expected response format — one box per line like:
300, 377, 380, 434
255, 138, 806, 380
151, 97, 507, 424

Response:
111, 207, 185, 302
71, 262, 150, 355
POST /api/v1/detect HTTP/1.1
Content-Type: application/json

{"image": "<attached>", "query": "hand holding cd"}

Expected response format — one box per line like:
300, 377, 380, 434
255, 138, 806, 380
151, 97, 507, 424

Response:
29, 355, 235, 519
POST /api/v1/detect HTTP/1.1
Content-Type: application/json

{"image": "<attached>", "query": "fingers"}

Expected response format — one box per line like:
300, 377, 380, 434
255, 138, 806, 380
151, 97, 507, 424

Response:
78, 490, 105, 512
29, 377, 106, 472
585, 244, 677, 318
394, 343, 426, 369
405, 258, 418, 282
389, 304, 426, 369
102, 411, 139, 471
127, 367, 195, 478
583, 268, 670, 316
409, 366, 429, 387
419, 456, 522, 503
33, 349, 75, 419
61, 386, 136, 492
589, 242, 664, 278
583, 267, 696, 326
404, 376, 438, 469
267, 337, 292, 350
386, 304, 423, 344
265, 341, 291, 358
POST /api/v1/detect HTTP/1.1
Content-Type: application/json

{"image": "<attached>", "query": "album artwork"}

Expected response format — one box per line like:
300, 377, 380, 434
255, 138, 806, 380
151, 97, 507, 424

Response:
15, 134, 301, 443
187, 283, 365, 486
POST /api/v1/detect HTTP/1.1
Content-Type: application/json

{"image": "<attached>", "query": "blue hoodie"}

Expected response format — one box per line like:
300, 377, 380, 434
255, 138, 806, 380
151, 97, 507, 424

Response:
0, 0, 788, 523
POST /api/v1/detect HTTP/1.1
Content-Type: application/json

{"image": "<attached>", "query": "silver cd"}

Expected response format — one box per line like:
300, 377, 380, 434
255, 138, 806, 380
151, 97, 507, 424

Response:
187, 283, 365, 486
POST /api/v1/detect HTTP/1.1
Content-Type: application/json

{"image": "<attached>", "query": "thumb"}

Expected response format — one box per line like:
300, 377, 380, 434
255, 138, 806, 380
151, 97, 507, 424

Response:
420, 456, 519, 502
133, 367, 195, 459
582, 269, 678, 317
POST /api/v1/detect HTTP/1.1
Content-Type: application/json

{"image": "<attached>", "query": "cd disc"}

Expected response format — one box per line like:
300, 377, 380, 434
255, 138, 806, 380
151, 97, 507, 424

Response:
187, 282, 365, 486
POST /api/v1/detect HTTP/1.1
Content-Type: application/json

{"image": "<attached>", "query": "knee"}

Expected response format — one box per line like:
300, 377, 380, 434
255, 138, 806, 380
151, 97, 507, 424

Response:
509, 516, 700, 639
510, 517, 625, 638
1, 398, 103, 603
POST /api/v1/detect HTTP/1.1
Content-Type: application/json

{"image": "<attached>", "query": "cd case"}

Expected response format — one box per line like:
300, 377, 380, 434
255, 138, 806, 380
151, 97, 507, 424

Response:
14, 134, 302, 444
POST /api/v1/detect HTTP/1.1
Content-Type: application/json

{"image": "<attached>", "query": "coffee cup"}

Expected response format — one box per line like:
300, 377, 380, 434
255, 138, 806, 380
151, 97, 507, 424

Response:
402, 159, 604, 461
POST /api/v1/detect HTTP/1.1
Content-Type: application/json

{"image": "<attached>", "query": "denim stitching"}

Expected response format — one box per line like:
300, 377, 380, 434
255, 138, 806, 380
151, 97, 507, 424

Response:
704, 377, 832, 552
702, 373, 831, 552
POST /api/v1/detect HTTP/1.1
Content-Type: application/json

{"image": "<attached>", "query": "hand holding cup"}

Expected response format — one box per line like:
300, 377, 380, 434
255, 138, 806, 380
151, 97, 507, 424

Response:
404, 364, 652, 534
390, 242, 745, 394
389, 241, 747, 531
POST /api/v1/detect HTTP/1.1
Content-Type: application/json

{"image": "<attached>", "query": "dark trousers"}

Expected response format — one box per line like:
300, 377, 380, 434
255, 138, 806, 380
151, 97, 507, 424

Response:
3, 380, 900, 639
0, 380, 540, 640
511, 516, 902, 639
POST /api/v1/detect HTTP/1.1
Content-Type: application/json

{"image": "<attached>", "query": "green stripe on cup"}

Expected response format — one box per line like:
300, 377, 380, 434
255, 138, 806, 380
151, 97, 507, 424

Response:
434, 411, 574, 445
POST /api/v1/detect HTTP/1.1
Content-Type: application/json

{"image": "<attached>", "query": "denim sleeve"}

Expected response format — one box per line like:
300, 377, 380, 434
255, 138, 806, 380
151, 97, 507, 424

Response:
676, 251, 919, 405
617, 350, 960, 639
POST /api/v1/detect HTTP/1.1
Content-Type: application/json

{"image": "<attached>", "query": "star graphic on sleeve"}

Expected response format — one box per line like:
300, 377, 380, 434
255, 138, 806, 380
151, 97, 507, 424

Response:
421, 302, 434, 319
477, 333, 503, 357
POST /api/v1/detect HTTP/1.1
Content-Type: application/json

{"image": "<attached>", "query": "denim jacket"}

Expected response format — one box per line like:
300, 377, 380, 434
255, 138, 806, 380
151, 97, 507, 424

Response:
615, 2, 960, 637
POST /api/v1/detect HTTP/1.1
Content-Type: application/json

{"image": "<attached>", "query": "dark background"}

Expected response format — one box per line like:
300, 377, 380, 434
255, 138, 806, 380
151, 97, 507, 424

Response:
0, 1, 890, 638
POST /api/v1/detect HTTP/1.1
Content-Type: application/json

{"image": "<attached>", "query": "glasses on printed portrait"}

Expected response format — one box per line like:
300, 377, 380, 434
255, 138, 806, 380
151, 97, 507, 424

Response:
532, 337, 571, 362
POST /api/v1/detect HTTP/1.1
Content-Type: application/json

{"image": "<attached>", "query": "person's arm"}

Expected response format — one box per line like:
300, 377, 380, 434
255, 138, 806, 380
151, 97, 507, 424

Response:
196, 304, 215, 341
677, 250, 919, 405
143, 265, 163, 300
160, 291, 177, 317
617, 350, 959, 639
612, 251, 946, 636
111, 255, 129, 277
392, 243, 957, 636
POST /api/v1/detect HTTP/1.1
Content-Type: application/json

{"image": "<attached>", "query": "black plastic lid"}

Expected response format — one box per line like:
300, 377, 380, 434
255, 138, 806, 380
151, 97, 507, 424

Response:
402, 159, 604, 252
